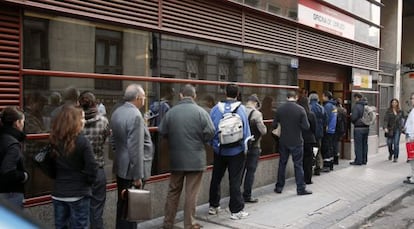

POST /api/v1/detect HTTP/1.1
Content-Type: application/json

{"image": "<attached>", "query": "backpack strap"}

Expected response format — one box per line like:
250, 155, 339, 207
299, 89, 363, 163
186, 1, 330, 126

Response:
248, 109, 255, 122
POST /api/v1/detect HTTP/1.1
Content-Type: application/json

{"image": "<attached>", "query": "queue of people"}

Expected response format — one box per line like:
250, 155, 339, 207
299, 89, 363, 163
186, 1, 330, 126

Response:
1, 83, 414, 229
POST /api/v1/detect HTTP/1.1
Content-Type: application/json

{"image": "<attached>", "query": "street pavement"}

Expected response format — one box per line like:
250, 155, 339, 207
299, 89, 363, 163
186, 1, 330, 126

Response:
140, 142, 414, 229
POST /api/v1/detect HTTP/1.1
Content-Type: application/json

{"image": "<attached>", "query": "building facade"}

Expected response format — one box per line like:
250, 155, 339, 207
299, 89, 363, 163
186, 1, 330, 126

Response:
0, 0, 382, 227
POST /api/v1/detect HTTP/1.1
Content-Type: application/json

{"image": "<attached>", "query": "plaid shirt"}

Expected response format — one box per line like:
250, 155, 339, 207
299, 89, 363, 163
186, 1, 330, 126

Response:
82, 114, 110, 167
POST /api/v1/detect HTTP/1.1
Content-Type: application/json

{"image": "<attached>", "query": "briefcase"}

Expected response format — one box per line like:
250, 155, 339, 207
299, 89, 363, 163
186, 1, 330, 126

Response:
122, 188, 152, 221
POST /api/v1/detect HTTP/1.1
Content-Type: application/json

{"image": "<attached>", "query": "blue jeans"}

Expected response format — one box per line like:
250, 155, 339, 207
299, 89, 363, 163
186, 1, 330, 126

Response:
0, 193, 24, 209
387, 129, 401, 159
275, 144, 306, 193
53, 197, 90, 229
242, 147, 260, 199
90, 168, 106, 229
354, 127, 369, 164
209, 152, 245, 213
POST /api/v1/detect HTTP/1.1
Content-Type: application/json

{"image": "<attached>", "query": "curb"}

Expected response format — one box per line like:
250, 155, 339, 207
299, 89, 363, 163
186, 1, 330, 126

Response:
329, 184, 414, 229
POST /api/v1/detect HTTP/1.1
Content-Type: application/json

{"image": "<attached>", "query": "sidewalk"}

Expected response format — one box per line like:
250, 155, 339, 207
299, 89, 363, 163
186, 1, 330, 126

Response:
140, 143, 414, 229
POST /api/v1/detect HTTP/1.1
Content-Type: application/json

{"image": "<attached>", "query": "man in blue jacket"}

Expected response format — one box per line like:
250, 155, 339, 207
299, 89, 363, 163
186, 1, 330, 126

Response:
309, 92, 327, 175
208, 83, 251, 220
321, 91, 337, 172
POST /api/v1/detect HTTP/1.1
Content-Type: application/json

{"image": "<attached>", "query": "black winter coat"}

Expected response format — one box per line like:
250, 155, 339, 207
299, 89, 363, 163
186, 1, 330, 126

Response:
0, 127, 28, 193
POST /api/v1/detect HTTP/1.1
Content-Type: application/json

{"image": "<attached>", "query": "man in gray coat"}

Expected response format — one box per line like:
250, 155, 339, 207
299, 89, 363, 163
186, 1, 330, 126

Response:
159, 84, 215, 229
111, 84, 153, 229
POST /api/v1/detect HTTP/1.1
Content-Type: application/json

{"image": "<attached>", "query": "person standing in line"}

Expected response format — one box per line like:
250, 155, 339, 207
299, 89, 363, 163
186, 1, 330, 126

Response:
50, 86, 80, 121
273, 90, 312, 195
242, 94, 267, 203
50, 105, 98, 229
0, 106, 29, 209
350, 92, 369, 165
208, 83, 251, 220
159, 84, 215, 229
297, 97, 317, 184
111, 84, 153, 229
308, 92, 326, 176
383, 98, 405, 162
404, 93, 414, 184
334, 97, 347, 165
321, 91, 337, 172
79, 92, 110, 229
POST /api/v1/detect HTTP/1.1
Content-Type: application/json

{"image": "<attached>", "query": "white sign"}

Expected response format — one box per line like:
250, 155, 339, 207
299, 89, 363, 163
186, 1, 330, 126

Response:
298, 0, 355, 40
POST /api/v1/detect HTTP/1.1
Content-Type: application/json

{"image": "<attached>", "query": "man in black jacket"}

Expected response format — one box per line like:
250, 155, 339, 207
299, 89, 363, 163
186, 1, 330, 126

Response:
350, 93, 369, 165
273, 91, 312, 195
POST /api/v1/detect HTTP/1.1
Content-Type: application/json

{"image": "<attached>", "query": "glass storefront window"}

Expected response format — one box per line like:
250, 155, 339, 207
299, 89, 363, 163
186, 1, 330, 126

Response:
322, 0, 381, 25
229, 0, 298, 20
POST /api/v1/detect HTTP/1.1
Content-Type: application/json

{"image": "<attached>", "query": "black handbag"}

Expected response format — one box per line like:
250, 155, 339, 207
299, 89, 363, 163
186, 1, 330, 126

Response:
384, 129, 394, 138
32, 144, 56, 179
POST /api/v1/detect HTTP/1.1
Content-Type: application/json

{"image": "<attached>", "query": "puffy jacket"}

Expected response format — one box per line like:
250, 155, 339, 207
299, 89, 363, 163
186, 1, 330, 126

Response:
309, 100, 326, 140
324, 100, 338, 134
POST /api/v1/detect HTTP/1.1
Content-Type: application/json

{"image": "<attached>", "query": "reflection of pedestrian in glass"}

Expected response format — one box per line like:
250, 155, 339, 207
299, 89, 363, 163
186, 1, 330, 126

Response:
148, 86, 175, 127
79, 91, 110, 229
97, 99, 107, 116
383, 98, 404, 162
43, 92, 62, 116
0, 106, 28, 209
24, 92, 51, 196
201, 94, 215, 114
404, 93, 414, 184
51, 86, 80, 121
259, 96, 277, 154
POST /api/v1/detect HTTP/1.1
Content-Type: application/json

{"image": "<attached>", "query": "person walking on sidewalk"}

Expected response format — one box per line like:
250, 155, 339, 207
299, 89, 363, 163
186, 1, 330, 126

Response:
208, 83, 251, 220
273, 90, 312, 195
383, 98, 405, 162
242, 94, 267, 203
308, 92, 327, 176
404, 93, 414, 184
350, 93, 369, 165
159, 84, 215, 229
297, 97, 317, 184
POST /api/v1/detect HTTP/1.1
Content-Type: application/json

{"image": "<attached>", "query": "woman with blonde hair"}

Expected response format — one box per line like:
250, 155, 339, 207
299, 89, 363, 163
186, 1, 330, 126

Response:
50, 105, 97, 228
0, 106, 28, 208
383, 98, 405, 162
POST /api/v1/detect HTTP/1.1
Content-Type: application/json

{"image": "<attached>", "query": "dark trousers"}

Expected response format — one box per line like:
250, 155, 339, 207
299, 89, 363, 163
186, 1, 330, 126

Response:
387, 129, 401, 159
354, 127, 369, 164
275, 144, 306, 193
53, 197, 90, 229
242, 147, 260, 199
321, 133, 336, 166
90, 168, 106, 229
209, 152, 245, 213
116, 176, 136, 229
303, 143, 314, 184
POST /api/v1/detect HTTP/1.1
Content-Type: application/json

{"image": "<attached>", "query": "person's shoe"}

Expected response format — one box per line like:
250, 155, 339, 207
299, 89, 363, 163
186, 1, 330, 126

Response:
274, 188, 282, 194
190, 223, 203, 229
306, 181, 313, 185
230, 210, 249, 220
208, 206, 221, 215
393, 158, 398, 163
403, 179, 414, 184
333, 156, 339, 165
388, 155, 392, 160
321, 167, 330, 172
297, 189, 313, 195
349, 161, 362, 165
244, 197, 259, 203
314, 169, 320, 176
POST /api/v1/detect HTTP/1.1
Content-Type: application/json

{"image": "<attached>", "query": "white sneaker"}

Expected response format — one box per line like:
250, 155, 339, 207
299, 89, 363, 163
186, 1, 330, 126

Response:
208, 206, 221, 215
230, 210, 249, 220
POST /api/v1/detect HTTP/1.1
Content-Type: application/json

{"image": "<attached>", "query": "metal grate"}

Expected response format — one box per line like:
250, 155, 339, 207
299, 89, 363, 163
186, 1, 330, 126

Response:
0, 6, 21, 109
244, 13, 297, 55
354, 45, 378, 70
162, 0, 243, 44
